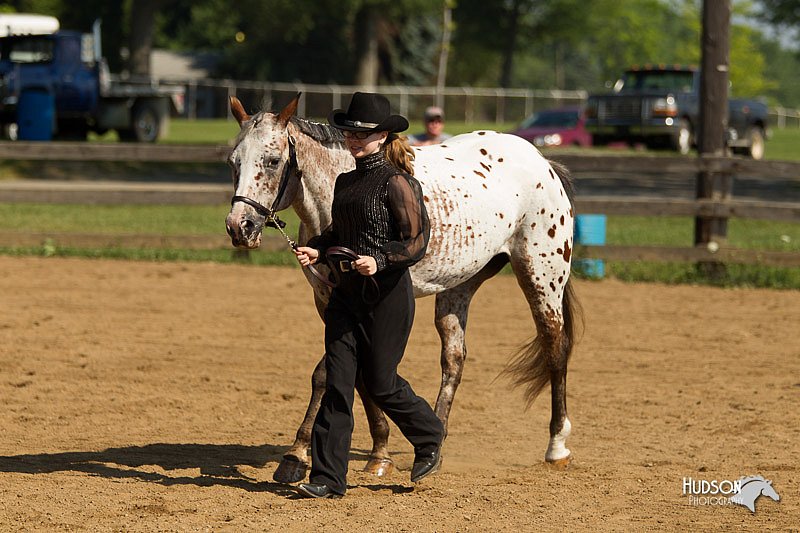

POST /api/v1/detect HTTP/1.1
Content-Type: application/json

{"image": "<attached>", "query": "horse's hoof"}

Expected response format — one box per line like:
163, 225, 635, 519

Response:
363, 457, 394, 476
273, 456, 309, 483
545, 454, 572, 470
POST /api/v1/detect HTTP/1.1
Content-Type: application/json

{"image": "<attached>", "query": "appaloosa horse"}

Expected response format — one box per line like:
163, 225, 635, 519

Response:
225, 94, 581, 483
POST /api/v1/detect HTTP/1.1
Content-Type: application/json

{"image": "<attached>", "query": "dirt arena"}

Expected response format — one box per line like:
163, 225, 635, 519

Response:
0, 256, 797, 531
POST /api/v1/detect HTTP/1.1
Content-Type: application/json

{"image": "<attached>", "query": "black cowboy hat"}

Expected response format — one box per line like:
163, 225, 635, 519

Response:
328, 92, 409, 133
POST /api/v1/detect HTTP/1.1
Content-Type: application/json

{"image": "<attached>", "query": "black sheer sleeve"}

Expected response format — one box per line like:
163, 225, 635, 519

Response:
380, 173, 430, 269
307, 224, 337, 262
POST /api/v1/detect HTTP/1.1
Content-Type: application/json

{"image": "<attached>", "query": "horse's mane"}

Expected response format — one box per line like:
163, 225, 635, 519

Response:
290, 117, 344, 146
738, 475, 767, 487
233, 112, 344, 147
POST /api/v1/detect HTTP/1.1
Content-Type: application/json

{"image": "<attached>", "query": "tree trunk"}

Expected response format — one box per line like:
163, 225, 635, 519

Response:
354, 6, 380, 87
128, 0, 162, 78
499, 0, 522, 87
436, 2, 453, 107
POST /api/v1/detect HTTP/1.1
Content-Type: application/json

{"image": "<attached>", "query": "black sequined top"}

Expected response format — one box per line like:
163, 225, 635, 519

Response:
308, 150, 430, 272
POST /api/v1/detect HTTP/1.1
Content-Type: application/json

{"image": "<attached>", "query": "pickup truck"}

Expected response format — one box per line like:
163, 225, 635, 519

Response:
584, 65, 768, 159
0, 14, 183, 142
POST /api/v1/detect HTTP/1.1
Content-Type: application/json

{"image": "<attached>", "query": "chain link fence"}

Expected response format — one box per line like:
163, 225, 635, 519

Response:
155, 78, 586, 124
153, 77, 800, 128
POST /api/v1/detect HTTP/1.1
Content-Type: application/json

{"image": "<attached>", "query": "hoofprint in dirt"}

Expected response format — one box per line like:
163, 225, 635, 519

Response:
0, 256, 796, 531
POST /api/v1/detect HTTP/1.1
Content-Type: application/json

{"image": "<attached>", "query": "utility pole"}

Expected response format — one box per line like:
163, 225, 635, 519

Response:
695, 0, 732, 274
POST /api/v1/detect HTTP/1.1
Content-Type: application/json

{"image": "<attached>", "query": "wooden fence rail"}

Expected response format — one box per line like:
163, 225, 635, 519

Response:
0, 141, 799, 179
0, 143, 797, 267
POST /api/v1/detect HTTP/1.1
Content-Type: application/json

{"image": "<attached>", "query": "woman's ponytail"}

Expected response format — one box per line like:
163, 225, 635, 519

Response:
384, 133, 415, 175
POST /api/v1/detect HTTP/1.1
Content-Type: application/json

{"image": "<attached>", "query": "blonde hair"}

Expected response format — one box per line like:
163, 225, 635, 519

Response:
384, 133, 415, 175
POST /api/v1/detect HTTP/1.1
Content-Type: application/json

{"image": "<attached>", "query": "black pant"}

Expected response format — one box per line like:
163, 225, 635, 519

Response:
309, 269, 443, 495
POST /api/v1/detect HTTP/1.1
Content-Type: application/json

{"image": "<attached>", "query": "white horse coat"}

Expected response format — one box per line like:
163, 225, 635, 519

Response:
225, 96, 580, 482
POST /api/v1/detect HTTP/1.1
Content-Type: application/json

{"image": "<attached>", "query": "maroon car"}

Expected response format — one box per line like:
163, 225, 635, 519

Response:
510, 106, 592, 148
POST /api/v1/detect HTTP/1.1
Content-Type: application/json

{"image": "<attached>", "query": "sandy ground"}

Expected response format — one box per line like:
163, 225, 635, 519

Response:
0, 256, 797, 532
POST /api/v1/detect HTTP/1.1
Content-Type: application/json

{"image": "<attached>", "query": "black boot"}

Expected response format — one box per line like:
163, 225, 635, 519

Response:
411, 447, 442, 483
296, 483, 344, 499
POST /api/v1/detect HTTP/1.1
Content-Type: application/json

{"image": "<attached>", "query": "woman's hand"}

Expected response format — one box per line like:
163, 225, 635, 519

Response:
353, 255, 378, 276
293, 246, 319, 267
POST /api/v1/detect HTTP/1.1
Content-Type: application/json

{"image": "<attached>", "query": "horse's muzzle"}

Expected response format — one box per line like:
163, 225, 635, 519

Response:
226, 211, 264, 249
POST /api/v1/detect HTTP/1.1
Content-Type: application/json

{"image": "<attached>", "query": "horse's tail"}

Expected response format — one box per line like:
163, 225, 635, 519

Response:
500, 158, 582, 407
548, 159, 575, 205
502, 279, 582, 407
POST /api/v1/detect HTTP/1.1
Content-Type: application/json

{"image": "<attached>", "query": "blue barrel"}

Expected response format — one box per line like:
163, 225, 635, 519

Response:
574, 214, 606, 278
17, 88, 55, 141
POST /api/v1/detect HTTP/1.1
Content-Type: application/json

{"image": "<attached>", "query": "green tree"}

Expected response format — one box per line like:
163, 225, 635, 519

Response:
757, 0, 800, 26
154, 0, 440, 85
450, 0, 588, 88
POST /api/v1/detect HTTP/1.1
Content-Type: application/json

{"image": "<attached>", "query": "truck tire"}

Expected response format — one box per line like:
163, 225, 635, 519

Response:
118, 102, 162, 143
56, 119, 88, 141
670, 119, 693, 155
743, 127, 765, 160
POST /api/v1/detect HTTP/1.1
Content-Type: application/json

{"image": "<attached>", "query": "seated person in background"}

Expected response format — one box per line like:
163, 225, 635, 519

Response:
408, 106, 452, 146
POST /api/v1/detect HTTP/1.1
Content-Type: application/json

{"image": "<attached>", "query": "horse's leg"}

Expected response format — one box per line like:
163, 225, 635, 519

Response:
506, 253, 579, 467
273, 291, 394, 482
273, 355, 325, 483
434, 255, 509, 436
356, 377, 394, 476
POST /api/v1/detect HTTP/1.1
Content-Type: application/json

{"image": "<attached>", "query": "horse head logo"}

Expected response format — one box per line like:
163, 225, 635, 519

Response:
730, 475, 780, 513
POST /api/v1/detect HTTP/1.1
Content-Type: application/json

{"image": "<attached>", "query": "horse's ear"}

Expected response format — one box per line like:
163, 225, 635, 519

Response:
277, 92, 301, 127
230, 96, 250, 126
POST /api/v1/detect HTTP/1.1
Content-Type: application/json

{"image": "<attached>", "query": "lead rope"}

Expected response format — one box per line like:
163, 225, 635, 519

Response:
267, 213, 335, 289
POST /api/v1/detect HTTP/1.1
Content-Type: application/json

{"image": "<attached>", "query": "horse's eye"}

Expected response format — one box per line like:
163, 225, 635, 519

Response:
267, 157, 281, 168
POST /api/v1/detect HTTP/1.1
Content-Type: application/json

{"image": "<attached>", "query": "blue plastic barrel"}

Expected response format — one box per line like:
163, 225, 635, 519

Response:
574, 214, 607, 278
17, 88, 55, 141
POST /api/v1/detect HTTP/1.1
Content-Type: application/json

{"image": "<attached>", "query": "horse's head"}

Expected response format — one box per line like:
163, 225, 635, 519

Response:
760, 479, 780, 502
225, 94, 301, 248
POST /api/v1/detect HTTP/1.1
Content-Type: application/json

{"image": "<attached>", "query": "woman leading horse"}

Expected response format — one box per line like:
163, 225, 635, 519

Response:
292, 93, 443, 499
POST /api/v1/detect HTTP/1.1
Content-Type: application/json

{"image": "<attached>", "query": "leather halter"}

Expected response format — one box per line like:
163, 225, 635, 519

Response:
229, 134, 332, 289
228, 134, 380, 301
230, 134, 297, 229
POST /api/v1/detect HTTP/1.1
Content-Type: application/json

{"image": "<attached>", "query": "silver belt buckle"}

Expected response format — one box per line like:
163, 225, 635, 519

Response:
339, 260, 352, 272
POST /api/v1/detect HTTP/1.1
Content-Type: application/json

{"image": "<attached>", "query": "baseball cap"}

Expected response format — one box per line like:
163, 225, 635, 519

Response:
424, 106, 444, 121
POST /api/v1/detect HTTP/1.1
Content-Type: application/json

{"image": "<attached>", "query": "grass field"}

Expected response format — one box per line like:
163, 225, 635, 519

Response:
3, 119, 797, 289
0, 203, 797, 288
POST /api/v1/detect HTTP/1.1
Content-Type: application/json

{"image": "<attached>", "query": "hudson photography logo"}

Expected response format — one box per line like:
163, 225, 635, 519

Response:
682, 475, 781, 513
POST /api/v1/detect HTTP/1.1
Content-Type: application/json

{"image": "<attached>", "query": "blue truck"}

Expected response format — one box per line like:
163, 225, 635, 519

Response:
0, 14, 183, 142
585, 65, 769, 159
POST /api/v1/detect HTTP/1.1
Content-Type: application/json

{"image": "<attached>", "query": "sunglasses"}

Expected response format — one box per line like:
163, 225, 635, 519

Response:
342, 130, 376, 140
